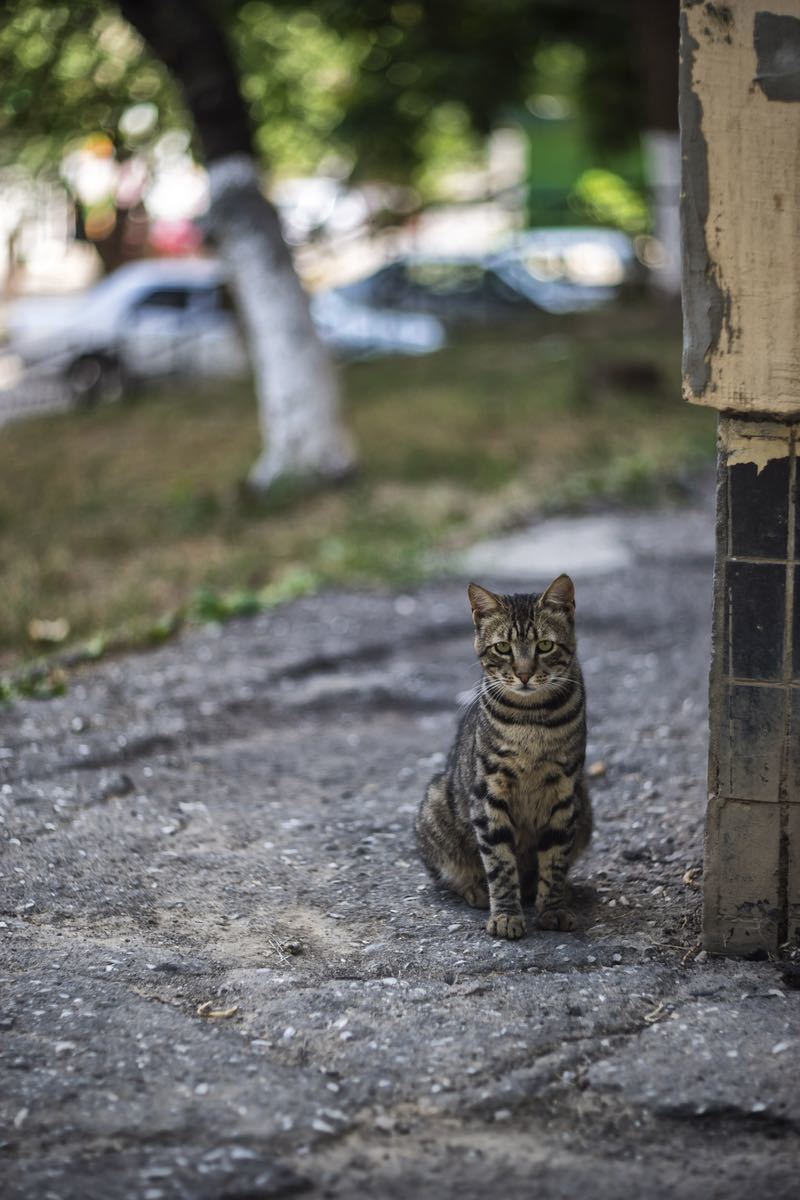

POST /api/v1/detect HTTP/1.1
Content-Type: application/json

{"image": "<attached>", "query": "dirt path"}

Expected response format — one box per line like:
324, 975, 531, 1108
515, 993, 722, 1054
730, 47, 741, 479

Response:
2, 496, 798, 1198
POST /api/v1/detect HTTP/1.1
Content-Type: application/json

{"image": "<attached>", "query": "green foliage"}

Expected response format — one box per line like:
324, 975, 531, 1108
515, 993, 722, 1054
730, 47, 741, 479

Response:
0, 2, 181, 169
230, 4, 362, 174
571, 168, 650, 234
0, 665, 68, 704
299, 0, 647, 181
0, 1, 653, 194
191, 566, 321, 623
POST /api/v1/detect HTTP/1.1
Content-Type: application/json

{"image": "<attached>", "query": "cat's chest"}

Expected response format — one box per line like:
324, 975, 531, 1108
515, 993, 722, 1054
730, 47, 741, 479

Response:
507, 754, 572, 828
494, 731, 565, 779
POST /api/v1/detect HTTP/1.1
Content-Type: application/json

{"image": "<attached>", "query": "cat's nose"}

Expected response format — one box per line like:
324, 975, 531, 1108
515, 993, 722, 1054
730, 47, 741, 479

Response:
517, 672, 531, 685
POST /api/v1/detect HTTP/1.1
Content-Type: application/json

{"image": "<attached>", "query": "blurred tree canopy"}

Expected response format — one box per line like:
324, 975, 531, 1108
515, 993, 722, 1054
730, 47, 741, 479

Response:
0, 0, 658, 195
0, 2, 180, 172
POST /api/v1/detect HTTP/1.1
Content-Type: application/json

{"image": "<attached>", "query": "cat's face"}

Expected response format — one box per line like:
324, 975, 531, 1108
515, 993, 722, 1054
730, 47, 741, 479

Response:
468, 575, 576, 698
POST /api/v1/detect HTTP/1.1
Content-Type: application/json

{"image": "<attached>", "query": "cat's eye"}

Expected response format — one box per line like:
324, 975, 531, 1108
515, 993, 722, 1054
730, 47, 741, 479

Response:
493, 640, 511, 654
537, 639, 555, 653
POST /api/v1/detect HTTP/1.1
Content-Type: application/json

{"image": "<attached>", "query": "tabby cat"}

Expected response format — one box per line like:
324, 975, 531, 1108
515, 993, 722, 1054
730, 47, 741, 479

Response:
416, 575, 591, 940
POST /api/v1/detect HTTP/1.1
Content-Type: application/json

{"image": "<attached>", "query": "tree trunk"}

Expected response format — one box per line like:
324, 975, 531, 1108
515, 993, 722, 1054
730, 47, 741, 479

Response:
633, 0, 681, 296
641, 129, 681, 296
119, 0, 355, 490
208, 155, 355, 489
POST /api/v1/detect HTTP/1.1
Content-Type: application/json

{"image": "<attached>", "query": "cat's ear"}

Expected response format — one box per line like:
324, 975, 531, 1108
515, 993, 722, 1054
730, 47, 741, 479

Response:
468, 582, 501, 625
540, 573, 575, 610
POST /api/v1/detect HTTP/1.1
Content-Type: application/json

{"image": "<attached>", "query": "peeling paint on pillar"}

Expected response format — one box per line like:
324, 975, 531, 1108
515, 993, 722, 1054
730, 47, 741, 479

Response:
679, 13, 728, 398
681, 0, 800, 416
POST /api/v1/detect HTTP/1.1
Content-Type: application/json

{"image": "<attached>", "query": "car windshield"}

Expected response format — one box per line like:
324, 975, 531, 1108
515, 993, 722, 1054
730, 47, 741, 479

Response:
133, 288, 192, 311
406, 262, 486, 294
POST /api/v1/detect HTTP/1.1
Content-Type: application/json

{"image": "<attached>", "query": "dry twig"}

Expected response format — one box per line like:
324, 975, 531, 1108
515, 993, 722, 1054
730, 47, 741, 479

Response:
196, 1001, 239, 1019
643, 1000, 667, 1024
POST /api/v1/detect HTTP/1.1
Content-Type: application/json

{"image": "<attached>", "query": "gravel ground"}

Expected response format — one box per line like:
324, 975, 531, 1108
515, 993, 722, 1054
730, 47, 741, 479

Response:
2, 492, 799, 1199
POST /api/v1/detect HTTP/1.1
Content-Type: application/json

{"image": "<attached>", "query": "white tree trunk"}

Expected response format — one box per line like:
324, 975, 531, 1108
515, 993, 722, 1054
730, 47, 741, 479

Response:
642, 130, 681, 297
207, 155, 356, 492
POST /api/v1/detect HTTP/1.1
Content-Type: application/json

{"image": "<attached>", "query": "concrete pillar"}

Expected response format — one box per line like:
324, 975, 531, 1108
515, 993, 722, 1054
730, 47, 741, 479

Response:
680, 1, 800, 955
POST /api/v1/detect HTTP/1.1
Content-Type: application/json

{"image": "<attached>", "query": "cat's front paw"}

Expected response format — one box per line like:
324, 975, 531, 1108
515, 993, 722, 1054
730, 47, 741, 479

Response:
463, 882, 490, 909
486, 912, 526, 940
537, 907, 576, 931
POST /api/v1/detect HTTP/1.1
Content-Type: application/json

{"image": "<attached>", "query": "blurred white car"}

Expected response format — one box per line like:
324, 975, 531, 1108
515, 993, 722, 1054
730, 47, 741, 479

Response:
5, 257, 445, 406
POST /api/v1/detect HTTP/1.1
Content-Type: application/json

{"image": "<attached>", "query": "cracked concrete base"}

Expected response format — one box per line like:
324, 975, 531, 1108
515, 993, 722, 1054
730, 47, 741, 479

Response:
2, 490, 799, 1198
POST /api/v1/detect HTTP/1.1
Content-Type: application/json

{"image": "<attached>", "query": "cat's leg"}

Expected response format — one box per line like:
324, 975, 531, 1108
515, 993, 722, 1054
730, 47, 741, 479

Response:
571, 777, 593, 858
519, 848, 539, 906
535, 789, 579, 931
416, 774, 488, 908
472, 779, 526, 940
452, 871, 490, 909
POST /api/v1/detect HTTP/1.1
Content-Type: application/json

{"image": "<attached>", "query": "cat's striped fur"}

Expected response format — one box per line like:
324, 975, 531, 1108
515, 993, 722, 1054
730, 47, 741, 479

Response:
416, 575, 591, 939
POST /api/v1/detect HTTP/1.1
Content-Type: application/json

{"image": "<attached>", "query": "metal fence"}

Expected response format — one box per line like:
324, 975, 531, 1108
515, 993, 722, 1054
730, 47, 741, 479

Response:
0, 366, 72, 426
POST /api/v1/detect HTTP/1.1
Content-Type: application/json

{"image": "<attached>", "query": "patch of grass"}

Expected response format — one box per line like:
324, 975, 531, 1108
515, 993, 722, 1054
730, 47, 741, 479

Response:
0, 303, 714, 674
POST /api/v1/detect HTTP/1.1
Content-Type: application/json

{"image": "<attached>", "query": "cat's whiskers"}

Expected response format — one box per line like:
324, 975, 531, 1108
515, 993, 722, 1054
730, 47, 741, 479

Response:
507, 674, 583, 699
462, 661, 584, 708
457, 684, 483, 714
458, 674, 494, 714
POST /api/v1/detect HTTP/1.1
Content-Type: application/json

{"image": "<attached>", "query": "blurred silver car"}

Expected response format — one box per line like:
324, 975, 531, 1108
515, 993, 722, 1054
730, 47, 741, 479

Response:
5, 258, 445, 406
490, 227, 640, 314
332, 228, 639, 326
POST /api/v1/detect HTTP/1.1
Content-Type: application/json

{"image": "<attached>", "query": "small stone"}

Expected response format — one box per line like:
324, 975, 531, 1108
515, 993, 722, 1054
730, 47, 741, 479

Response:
588, 761, 607, 778
493, 1109, 512, 1122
